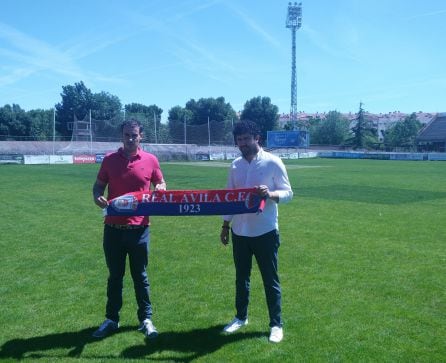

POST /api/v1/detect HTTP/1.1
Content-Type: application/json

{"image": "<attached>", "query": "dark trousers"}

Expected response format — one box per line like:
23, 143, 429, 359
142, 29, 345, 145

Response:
103, 225, 152, 323
232, 229, 282, 327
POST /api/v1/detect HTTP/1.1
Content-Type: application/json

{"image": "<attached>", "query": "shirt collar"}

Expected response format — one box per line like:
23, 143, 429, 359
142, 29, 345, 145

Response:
252, 147, 264, 161
242, 147, 264, 163
118, 147, 142, 160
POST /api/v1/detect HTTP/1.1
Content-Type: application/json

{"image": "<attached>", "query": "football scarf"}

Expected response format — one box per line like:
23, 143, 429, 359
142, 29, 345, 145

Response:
104, 188, 265, 216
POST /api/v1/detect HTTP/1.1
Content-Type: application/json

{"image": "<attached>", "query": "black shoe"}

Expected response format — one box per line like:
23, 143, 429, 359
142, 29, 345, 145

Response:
92, 319, 119, 338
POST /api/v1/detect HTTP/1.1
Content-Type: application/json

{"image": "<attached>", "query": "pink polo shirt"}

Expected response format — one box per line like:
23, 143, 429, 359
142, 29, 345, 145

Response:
97, 147, 164, 225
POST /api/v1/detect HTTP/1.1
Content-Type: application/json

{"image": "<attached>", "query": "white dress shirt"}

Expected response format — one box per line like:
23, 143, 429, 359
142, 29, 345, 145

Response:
224, 148, 293, 237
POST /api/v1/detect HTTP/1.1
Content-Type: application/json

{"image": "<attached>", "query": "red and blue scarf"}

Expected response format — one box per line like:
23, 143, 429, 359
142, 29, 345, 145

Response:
105, 188, 265, 216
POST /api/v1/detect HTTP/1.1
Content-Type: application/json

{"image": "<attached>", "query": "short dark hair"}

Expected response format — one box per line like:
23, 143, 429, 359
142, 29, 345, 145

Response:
232, 120, 260, 143
120, 119, 143, 133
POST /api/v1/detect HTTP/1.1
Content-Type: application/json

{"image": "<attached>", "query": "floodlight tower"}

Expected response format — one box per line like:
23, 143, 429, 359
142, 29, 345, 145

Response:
286, 2, 302, 130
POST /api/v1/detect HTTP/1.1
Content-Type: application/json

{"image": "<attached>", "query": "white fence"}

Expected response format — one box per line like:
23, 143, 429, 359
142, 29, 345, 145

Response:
1, 141, 445, 164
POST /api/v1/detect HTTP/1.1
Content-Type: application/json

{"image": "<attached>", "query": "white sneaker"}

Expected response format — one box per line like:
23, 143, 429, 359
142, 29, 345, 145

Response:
222, 318, 248, 333
138, 318, 158, 339
269, 326, 283, 343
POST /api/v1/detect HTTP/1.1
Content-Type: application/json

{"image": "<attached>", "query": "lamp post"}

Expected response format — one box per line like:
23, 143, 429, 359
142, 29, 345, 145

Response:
52, 108, 56, 155
207, 110, 211, 158
89, 109, 92, 154
153, 111, 158, 144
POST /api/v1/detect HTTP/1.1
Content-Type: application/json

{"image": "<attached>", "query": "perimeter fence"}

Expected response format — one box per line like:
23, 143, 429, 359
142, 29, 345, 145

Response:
0, 111, 236, 146
65, 113, 235, 146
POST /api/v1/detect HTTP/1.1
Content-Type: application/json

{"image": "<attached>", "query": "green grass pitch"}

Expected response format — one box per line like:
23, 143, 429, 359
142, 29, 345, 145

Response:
0, 158, 445, 362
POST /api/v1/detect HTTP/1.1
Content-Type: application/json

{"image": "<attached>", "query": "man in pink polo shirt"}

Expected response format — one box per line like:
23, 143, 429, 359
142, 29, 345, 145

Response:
92, 119, 166, 340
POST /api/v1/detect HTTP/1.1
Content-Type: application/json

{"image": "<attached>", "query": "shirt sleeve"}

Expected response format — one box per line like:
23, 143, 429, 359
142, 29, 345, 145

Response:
222, 162, 235, 222
150, 156, 164, 186
274, 159, 293, 203
96, 156, 109, 184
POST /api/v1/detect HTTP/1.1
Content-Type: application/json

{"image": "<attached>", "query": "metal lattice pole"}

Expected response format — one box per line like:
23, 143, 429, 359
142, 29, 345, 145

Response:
286, 2, 302, 130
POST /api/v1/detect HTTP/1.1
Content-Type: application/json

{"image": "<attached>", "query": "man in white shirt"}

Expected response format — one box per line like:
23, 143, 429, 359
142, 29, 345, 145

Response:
220, 120, 293, 343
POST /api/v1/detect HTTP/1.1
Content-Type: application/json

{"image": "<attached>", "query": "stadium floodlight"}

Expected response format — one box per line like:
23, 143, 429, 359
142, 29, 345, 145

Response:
286, 2, 302, 130
286, 2, 302, 29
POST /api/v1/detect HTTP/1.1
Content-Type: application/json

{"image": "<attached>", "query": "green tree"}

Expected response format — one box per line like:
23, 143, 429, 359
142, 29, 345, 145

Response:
167, 106, 193, 143
185, 97, 236, 125
0, 123, 8, 139
28, 109, 54, 140
240, 96, 279, 145
156, 123, 171, 144
0, 105, 55, 140
383, 113, 422, 151
55, 81, 94, 138
310, 111, 350, 145
346, 102, 378, 149
55, 82, 126, 140
183, 97, 236, 144
306, 115, 323, 134
91, 92, 122, 140
125, 103, 163, 143
0, 104, 30, 139
92, 92, 122, 120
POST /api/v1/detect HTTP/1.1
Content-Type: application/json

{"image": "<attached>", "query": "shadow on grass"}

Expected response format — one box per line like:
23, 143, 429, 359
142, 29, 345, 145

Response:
0, 325, 264, 361
299, 185, 446, 205
121, 325, 265, 362
0, 326, 110, 359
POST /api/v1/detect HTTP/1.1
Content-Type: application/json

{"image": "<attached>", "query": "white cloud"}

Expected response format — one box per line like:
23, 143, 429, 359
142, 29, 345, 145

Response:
0, 22, 88, 85
225, 3, 282, 49
405, 9, 446, 21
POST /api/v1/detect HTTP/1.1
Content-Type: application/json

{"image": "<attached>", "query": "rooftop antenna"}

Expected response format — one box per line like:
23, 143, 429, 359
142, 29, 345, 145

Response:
286, 2, 302, 130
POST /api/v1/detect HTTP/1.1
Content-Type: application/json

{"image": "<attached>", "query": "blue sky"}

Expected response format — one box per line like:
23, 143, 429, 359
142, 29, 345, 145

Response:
1, 0, 445, 121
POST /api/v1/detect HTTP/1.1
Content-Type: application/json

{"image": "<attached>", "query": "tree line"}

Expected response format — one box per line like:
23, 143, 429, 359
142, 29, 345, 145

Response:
0, 81, 423, 150
0, 81, 278, 145
290, 102, 423, 151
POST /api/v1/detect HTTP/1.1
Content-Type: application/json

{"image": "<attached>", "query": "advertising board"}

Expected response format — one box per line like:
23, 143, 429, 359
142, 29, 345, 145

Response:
0, 154, 23, 164
73, 155, 96, 164
267, 131, 309, 148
